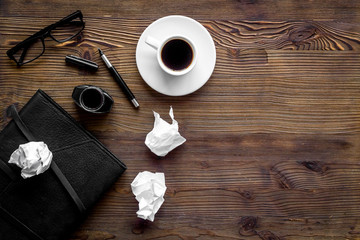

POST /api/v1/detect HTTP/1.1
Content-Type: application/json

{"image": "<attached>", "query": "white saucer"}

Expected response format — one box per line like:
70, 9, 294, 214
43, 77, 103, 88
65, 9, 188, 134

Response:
136, 15, 216, 96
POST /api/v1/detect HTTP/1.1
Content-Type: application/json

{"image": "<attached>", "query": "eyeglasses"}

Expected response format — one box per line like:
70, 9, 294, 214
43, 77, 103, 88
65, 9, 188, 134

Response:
7, 10, 85, 66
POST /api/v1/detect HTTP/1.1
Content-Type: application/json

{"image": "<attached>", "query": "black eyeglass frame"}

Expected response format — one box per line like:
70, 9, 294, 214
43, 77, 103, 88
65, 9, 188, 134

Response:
6, 10, 85, 66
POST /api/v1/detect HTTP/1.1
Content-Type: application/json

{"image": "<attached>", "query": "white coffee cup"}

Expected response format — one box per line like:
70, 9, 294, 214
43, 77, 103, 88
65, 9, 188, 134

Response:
145, 35, 197, 76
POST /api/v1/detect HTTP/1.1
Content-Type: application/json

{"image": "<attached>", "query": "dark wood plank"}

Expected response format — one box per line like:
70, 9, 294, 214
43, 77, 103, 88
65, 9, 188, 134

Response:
1, 0, 360, 21
1, 1, 360, 239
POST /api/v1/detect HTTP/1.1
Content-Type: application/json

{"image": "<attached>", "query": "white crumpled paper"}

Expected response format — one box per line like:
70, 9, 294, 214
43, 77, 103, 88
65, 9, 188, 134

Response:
131, 171, 167, 222
8, 141, 53, 179
145, 106, 186, 157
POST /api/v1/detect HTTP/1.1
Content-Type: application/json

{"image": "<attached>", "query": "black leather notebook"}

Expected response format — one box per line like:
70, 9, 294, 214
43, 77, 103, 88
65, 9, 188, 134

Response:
0, 89, 127, 240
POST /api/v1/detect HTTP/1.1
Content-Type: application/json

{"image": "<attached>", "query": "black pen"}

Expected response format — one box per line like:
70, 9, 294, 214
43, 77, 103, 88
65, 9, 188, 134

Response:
98, 48, 139, 108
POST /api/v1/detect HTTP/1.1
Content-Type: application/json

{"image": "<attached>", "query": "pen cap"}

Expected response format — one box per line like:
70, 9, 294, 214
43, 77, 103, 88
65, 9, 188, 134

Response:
65, 55, 99, 71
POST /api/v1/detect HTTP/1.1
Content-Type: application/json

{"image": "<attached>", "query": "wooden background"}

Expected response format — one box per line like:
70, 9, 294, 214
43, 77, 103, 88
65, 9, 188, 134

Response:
1, 0, 360, 239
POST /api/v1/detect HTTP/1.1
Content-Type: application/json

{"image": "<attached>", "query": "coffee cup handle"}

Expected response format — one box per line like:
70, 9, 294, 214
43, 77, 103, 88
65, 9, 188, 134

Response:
145, 36, 161, 50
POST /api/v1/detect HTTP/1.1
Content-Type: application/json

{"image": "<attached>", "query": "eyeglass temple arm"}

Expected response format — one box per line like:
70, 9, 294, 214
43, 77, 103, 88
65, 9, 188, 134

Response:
55, 10, 83, 25
18, 46, 29, 65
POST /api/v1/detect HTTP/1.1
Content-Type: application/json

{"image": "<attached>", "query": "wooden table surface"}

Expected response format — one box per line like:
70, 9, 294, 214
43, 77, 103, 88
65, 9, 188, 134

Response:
1, 1, 360, 239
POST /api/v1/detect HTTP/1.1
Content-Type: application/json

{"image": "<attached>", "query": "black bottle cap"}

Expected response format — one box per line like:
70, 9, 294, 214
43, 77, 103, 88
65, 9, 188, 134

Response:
65, 55, 98, 71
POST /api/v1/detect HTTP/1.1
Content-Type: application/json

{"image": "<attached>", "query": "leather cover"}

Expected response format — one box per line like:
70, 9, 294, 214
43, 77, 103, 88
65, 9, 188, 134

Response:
0, 89, 127, 240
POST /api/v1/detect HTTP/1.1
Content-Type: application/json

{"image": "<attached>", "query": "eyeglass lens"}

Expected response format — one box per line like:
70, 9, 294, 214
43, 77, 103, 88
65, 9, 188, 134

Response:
13, 38, 45, 65
50, 16, 84, 42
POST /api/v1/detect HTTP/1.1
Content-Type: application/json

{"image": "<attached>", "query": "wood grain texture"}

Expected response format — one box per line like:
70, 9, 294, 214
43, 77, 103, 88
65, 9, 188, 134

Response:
1, 0, 360, 239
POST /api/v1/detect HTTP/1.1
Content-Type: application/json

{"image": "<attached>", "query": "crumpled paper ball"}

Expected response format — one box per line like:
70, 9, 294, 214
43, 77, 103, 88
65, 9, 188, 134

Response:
145, 106, 186, 157
8, 141, 53, 179
131, 171, 167, 222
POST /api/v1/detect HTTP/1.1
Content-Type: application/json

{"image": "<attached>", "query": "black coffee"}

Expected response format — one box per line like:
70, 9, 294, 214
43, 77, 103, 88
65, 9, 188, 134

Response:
81, 88, 103, 110
161, 39, 193, 71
